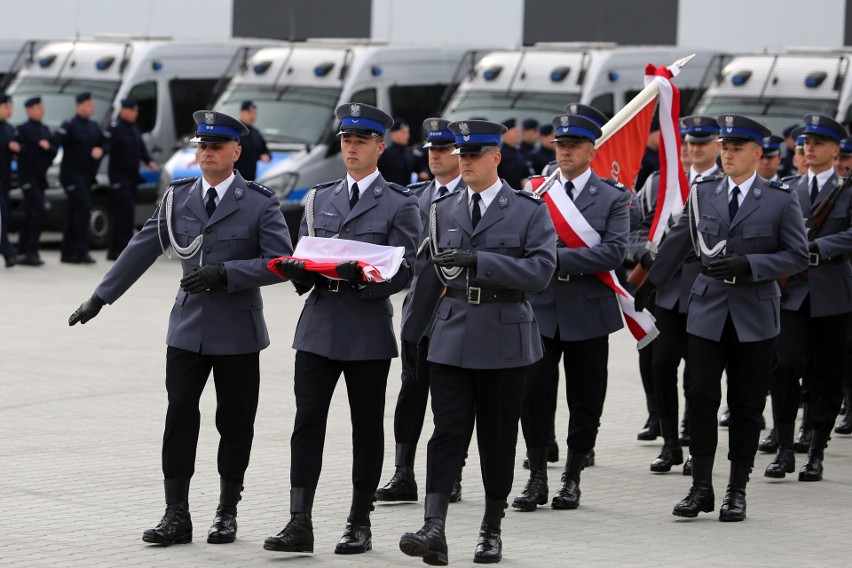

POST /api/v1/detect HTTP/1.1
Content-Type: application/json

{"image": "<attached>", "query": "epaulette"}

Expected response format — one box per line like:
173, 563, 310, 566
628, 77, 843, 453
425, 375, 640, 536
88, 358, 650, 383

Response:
407, 180, 431, 191
694, 174, 721, 184
388, 182, 411, 194
516, 189, 544, 203
433, 190, 456, 203
600, 178, 627, 191
169, 176, 197, 188
781, 174, 800, 183
247, 180, 274, 197
311, 179, 341, 191
766, 179, 791, 191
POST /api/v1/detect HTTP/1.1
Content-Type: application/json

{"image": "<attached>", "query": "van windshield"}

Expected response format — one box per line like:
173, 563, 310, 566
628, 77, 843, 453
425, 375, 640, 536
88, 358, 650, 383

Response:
216, 85, 342, 146
694, 96, 838, 135
444, 90, 578, 126
8, 77, 119, 129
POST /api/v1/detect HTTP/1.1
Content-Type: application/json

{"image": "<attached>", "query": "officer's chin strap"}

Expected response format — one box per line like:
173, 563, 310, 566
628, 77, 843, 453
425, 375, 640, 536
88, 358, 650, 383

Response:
688, 183, 726, 259
429, 200, 463, 284
157, 185, 205, 265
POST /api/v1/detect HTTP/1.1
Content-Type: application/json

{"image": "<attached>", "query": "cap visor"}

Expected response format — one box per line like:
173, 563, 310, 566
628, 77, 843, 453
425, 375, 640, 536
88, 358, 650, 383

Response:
191, 134, 238, 143
338, 127, 381, 138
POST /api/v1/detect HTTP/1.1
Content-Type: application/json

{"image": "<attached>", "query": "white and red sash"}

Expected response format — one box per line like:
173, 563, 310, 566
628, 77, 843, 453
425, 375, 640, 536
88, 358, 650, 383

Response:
268, 236, 405, 283
541, 183, 659, 348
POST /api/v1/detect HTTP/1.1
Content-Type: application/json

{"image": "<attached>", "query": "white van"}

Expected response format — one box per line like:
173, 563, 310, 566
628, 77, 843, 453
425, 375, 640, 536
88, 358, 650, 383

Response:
6, 35, 280, 247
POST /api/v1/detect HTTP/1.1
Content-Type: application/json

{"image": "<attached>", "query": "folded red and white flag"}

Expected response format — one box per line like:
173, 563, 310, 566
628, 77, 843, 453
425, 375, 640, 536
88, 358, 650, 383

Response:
268, 236, 405, 283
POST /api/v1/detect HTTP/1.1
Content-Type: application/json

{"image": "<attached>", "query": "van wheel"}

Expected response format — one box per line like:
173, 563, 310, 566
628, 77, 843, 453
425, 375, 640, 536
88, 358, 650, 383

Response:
89, 197, 110, 250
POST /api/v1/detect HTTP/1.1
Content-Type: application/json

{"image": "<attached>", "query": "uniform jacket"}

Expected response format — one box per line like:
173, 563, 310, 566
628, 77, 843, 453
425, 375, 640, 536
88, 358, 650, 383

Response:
648, 174, 808, 342
529, 171, 630, 342
0, 121, 16, 186
95, 172, 292, 355
427, 181, 557, 369
107, 117, 152, 181
56, 114, 109, 181
377, 143, 417, 186
16, 119, 57, 185
497, 144, 533, 190
782, 171, 852, 316
291, 174, 420, 360
234, 125, 269, 182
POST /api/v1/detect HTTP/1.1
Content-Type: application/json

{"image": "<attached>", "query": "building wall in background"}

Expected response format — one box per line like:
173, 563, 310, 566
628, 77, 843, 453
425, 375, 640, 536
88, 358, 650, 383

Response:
232, 0, 370, 41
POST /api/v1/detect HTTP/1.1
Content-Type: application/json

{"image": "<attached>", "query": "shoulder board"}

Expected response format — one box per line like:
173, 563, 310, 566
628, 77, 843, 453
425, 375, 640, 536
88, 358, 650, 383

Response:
694, 175, 720, 184
766, 179, 791, 191
600, 177, 627, 191
407, 180, 431, 191
781, 174, 800, 183
515, 189, 543, 203
169, 176, 198, 188
310, 179, 341, 191
388, 182, 411, 194
547, 160, 556, 166
247, 180, 275, 197
433, 190, 457, 203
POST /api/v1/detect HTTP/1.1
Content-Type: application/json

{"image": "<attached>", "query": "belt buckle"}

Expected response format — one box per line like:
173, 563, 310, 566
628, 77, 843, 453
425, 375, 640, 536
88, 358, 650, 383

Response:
467, 286, 481, 305
809, 252, 820, 267
557, 274, 571, 282
327, 279, 340, 292
723, 276, 736, 285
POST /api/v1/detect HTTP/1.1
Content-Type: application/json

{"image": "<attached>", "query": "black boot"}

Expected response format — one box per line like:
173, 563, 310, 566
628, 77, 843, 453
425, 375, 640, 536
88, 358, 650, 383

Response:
400, 493, 450, 566
375, 444, 418, 502
450, 457, 464, 503
679, 415, 691, 447
764, 423, 795, 479
672, 456, 714, 518
264, 488, 314, 553
584, 448, 595, 467
757, 427, 778, 453
799, 430, 830, 482
637, 393, 661, 440
682, 455, 693, 476
335, 489, 374, 554
207, 479, 242, 544
719, 463, 749, 522
836, 389, 852, 434
651, 420, 684, 473
551, 449, 586, 509
474, 498, 505, 564
794, 404, 812, 453
719, 407, 731, 427
142, 479, 193, 545
547, 437, 559, 463
512, 447, 548, 512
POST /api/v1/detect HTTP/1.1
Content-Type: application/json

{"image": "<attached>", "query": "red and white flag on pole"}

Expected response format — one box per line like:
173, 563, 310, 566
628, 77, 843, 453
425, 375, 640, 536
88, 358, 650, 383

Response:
590, 98, 655, 187
268, 236, 405, 283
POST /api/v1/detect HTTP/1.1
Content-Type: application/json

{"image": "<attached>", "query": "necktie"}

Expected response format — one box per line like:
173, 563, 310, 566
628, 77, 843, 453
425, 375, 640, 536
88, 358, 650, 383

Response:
729, 186, 740, 221
350, 182, 360, 210
438, 185, 448, 198
811, 177, 820, 203
471, 193, 482, 228
564, 180, 575, 200
205, 187, 217, 217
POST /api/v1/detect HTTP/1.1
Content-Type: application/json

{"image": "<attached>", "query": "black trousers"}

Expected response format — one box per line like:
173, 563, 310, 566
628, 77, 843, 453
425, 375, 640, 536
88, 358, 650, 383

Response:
426, 362, 526, 500
687, 318, 774, 468
290, 351, 390, 493
521, 334, 608, 453
0, 181, 15, 258
108, 176, 137, 257
653, 304, 690, 422
17, 178, 45, 256
771, 304, 848, 433
61, 172, 92, 258
393, 337, 431, 449
163, 346, 260, 482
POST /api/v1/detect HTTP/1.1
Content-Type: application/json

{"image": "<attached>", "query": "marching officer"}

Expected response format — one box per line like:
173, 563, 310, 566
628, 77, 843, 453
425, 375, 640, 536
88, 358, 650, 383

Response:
57, 92, 109, 264
106, 97, 158, 260
264, 103, 420, 556
513, 113, 629, 515
497, 118, 533, 190
399, 119, 556, 565
378, 118, 419, 185
763, 114, 852, 482
69, 110, 292, 545
15, 96, 57, 266
376, 117, 467, 504
0, 93, 20, 267
234, 100, 270, 181
635, 114, 808, 521
758, 135, 784, 182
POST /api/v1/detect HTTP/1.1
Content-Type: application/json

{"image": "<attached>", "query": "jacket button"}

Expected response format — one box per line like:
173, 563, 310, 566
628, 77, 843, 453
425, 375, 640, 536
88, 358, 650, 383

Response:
205, 228, 211, 234
472, 241, 478, 246
345, 228, 351, 233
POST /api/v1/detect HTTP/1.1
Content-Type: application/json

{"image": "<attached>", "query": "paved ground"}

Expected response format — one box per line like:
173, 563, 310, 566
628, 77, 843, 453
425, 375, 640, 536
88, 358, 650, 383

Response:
3, 249, 852, 567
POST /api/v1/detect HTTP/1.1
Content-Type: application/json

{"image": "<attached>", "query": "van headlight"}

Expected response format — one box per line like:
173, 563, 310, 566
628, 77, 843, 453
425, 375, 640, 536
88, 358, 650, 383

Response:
263, 172, 299, 198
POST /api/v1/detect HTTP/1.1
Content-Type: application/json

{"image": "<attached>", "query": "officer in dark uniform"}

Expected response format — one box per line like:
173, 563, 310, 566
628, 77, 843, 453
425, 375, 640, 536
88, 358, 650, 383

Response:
375, 118, 468, 504
57, 92, 109, 264
234, 100, 270, 181
0, 93, 20, 267
763, 114, 852, 483
399, 120, 556, 565
520, 118, 540, 157
529, 123, 555, 174
758, 135, 784, 182
69, 110, 292, 545
496, 118, 533, 190
106, 97, 158, 260
264, 103, 420, 556
377, 118, 418, 185
15, 96, 57, 266
636, 114, 808, 521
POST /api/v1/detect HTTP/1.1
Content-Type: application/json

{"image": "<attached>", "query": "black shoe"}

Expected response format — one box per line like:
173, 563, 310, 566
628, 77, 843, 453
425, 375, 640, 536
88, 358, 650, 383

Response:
473, 523, 502, 564
106, 251, 120, 261
264, 513, 314, 553
836, 407, 852, 435
650, 443, 684, 473
758, 428, 778, 453
17, 254, 44, 266
798, 456, 824, 481
375, 466, 418, 502
142, 503, 193, 545
764, 449, 795, 479
794, 427, 812, 453
335, 521, 371, 554
449, 476, 462, 503
512, 470, 548, 512
718, 487, 746, 522
682, 456, 693, 476
551, 476, 580, 509
400, 518, 448, 566
719, 408, 731, 427
79, 254, 97, 264
60, 254, 79, 264
637, 416, 661, 441
672, 482, 714, 518
207, 505, 237, 544
4, 254, 17, 268
584, 449, 595, 467
547, 439, 559, 463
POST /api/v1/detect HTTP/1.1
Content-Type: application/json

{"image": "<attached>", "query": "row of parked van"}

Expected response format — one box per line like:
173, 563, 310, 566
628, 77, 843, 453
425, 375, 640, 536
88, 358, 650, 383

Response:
3, 36, 852, 247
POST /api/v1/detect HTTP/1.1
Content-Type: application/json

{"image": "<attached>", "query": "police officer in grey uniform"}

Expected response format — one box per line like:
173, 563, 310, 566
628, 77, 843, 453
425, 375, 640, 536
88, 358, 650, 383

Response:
69, 110, 293, 546
399, 119, 556, 565
376, 118, 468, 504
764, 114, 852, 482
635, 114, 809, 521
264, 102, 420, 556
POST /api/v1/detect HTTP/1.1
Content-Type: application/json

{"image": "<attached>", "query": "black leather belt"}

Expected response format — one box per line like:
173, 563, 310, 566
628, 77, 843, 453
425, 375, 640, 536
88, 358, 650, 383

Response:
700, 266, 741, 285
314, 278, 361, 293
445, 286, 526, 304
809, 253, 849, 266
556, 273, 595, 282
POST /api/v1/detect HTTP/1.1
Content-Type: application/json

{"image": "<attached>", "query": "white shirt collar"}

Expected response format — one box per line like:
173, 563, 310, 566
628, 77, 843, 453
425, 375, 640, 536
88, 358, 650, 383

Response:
727, 171, 757, 204
690, 164, 718, 183
201, 171, 235, 205
434, 174, 463, 200
347, 169, 381, 198
557, 167, 592, 199
807, 167, 834, 191
468, 178, 503, 212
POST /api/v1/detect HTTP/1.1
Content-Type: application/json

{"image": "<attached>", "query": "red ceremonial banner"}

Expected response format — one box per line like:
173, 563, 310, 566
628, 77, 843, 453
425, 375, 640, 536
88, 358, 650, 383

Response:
590, 101, 656, 189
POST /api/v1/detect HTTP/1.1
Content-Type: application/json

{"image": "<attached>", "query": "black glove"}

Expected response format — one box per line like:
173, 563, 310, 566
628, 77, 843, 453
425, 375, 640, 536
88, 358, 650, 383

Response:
706, 254, 751, 281
180, 264, 227, 294
808, 240, 820, 254
432, 249, 477, 268
403, 340, 420, 380
633, 282, 656, 312
275, 259, 317, 286
639, 251, 654, 269
336, 260, 364, 284
69, 293, 106, 326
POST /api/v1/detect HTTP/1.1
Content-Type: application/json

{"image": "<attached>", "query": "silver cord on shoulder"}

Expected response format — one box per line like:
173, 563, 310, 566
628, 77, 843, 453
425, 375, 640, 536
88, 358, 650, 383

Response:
429, 200, 463, 284
157, 186, 205, 264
